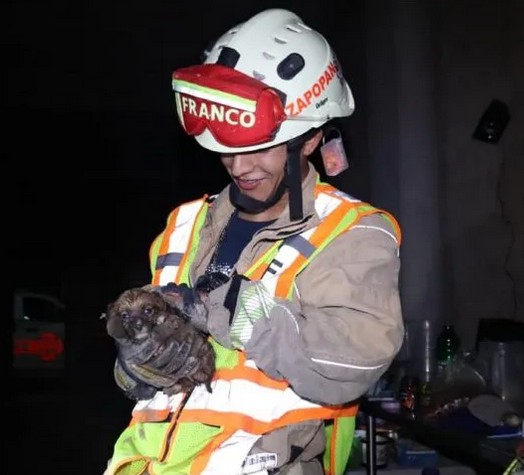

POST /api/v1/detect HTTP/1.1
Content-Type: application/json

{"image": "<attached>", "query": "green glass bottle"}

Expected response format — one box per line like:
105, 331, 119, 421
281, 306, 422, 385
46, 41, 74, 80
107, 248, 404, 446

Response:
435, 324, 461, 374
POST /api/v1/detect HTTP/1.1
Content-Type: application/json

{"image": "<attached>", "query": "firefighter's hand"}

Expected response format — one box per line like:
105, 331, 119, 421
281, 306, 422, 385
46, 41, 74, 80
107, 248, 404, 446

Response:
152, 282, 209, 332
150, 273, 231, 333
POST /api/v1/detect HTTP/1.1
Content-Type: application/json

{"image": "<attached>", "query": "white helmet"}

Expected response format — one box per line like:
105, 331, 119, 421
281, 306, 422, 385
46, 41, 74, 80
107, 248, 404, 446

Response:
192, 8, 355, 153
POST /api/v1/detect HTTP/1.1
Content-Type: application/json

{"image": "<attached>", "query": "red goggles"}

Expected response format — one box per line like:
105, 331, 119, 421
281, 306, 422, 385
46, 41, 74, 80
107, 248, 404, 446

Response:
172, 64, 287, 148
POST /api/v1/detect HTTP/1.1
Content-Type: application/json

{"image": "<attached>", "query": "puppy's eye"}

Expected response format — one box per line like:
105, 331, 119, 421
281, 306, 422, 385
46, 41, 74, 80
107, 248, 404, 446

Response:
144, 306, 154, 317
119, 311, 129, 320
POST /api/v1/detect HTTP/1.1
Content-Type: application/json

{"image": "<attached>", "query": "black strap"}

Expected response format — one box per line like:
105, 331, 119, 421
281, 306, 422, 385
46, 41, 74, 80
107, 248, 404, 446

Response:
285, 149, 303, 221
223, 273, 249, 325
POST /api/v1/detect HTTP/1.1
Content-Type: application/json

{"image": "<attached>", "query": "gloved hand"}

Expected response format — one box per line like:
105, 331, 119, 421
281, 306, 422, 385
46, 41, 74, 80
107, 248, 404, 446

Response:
113, 357, 158, 401
153, 282, 208, 332
194, 271, 231, 294
113, 314, 214, 400
154, 272, 231, 332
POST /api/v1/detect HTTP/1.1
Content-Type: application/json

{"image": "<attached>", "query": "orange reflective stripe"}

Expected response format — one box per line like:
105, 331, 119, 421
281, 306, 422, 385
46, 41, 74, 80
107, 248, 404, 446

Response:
275, 199, 354, 298
189, 431, 235, 475
149, 234, 163, 278
215, 365, 289, 390
237, 350, 247, 365
113, 455, 149, 475
180, 404, 358, 435
314, 182, 337, 195
328, 418, 339, 475
247, 264, 267, 281
245, 241, 281, 280
274, 253, 306, 298
152, 207, 181, 285
175, 196, 208, 284
382, 210, 402, 245
354, 207, 402, 245
130, 408, 171, 424
311, 203, 355, 245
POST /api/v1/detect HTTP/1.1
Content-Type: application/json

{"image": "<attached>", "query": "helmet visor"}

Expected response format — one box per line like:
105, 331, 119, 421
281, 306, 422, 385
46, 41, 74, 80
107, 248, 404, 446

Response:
172, 64, 287, 148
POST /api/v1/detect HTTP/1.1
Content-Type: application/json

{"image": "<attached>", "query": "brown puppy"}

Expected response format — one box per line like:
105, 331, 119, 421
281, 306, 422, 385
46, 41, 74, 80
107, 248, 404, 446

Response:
105, 287, 215, 398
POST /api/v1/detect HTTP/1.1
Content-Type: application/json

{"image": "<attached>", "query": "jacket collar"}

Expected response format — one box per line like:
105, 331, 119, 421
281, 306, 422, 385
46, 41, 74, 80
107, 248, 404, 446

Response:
191, 163, 321, 279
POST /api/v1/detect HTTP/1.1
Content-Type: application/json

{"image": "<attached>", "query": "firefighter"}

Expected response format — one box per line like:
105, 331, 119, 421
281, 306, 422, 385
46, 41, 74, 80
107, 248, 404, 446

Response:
106, 8, 404, 475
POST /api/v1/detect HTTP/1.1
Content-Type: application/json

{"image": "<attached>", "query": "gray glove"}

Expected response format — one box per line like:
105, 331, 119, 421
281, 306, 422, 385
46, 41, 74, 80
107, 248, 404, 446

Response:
157, 272, 231, 332
114, 318, 214, 400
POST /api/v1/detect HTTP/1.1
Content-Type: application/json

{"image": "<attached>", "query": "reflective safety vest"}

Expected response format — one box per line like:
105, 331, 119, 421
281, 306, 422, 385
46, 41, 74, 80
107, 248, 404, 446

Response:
107, 181, 401, 475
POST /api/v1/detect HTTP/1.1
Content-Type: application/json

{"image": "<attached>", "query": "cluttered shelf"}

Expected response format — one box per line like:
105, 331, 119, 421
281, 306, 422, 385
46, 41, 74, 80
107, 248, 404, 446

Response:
358, 397, 522, 474
352, 319, 524, 475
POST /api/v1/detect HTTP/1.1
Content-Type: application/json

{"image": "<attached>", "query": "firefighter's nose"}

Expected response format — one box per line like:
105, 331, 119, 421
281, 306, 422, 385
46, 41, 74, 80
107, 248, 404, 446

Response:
226, 154, 255, 177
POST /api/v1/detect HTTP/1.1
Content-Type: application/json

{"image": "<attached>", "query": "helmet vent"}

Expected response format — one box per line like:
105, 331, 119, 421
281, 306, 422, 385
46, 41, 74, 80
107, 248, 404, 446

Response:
297, 22, 312, 32
285, 25, 301, 33
262, 52, 276, 60
273, 36, 287, 45
216, 47, 240, 68
252, 71, 266, 81
277, 53, 305, 80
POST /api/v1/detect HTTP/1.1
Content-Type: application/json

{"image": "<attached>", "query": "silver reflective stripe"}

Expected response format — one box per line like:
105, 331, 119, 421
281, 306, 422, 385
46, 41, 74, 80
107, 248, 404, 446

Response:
155, 252, 184, 270
266, 235, 316, 275
285, 234, 316, 258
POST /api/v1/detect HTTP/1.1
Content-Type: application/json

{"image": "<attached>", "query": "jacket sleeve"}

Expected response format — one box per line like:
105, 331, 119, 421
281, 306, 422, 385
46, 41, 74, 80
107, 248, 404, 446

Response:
207, 214, 404, 406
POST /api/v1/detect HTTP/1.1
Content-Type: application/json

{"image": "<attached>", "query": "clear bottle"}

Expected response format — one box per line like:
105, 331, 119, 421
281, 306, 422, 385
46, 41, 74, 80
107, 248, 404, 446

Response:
418, 378, 433, 410
435, 324, 461, 374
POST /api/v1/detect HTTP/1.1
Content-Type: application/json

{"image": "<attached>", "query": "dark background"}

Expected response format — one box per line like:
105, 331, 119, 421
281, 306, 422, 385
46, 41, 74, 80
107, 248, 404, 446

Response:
5, 2, 366, 474
6, 0, 367, 303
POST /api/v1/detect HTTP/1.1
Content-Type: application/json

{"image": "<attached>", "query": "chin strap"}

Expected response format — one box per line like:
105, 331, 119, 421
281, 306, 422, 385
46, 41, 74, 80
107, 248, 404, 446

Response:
285, 143, 303, 221
228, 128, 319, 221
229, 179, 287, 214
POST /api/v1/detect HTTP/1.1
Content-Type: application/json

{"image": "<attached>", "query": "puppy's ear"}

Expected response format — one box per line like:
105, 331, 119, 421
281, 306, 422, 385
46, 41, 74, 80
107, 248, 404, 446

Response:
106, 302, 127, 339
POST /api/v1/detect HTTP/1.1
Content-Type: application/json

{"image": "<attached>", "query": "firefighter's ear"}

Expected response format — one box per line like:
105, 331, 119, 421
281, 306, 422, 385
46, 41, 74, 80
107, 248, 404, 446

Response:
302, 129, 323, 157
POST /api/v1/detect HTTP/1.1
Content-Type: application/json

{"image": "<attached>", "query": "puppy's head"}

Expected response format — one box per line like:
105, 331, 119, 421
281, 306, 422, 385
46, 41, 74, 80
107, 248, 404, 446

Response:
106, 288, 169, 343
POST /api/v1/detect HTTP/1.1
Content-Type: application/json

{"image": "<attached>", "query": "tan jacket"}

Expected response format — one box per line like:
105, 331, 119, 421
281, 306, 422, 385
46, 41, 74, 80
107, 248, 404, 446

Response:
169, 163, 404, 474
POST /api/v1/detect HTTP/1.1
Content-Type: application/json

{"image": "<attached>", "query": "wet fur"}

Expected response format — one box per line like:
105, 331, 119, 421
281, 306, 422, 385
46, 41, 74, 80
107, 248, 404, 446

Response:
106, 287, 215, 395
